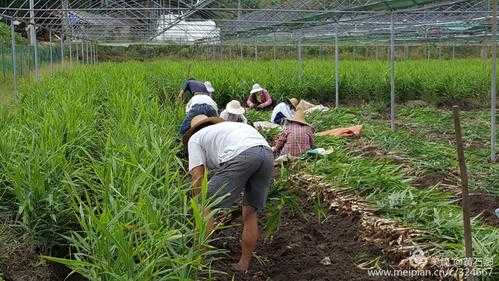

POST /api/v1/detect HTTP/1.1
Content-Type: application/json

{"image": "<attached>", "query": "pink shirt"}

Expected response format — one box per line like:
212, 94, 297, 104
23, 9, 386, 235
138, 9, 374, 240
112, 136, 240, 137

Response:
247, 90, 272, 108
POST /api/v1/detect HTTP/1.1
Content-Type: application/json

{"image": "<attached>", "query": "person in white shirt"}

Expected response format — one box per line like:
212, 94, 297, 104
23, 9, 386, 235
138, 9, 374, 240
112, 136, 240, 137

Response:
220, 100, 247, 123
271, 98, 299, 125
183, 115, 273, 273
180, 94, 218, 135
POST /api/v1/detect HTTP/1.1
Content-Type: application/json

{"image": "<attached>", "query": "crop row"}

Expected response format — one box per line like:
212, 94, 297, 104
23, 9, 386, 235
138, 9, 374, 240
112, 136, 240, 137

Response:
145, 59, 494, 107
0, 63, 206, 280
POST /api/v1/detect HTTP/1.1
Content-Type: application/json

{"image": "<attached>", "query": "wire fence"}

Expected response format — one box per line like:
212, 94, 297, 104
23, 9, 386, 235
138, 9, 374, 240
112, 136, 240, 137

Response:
0, 42, 62, 79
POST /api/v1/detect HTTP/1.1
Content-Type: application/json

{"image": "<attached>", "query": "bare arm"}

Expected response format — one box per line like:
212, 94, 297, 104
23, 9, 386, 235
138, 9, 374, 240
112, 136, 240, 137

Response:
258, 91, 272, 108
177, 89, 185, 102
272, 130, 288, 154
247, 96, 255, 108
190, 165, 206, 197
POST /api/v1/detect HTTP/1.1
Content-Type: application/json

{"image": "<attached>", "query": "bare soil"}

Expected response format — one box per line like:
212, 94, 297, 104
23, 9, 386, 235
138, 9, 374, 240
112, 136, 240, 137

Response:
0, 220, 86, 281
456, 192, 499, 227
210, 194, 434, 281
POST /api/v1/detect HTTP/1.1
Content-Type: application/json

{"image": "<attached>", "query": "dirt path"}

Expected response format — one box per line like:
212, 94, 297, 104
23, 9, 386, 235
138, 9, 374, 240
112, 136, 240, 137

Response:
210, 193, 433, 281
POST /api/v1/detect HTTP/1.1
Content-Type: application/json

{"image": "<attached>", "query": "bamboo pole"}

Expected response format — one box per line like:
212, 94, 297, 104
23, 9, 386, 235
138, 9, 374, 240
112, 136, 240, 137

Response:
452, 106, 474, 281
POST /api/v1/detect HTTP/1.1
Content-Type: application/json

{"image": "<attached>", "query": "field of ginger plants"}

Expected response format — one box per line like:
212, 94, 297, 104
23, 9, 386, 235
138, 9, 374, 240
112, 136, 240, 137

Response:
0, 59, 497, 280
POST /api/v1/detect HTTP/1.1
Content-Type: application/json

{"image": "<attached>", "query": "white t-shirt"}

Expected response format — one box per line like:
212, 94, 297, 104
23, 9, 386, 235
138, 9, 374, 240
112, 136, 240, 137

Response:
188, 122, 270, 171
271, 102, 294, 123
185, 95, 218, 113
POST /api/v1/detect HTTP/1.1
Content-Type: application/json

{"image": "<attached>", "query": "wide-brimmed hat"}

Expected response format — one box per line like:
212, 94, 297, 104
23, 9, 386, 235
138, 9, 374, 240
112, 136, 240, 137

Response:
288, 98, 299, 108
204, 81, 215, 93
225, 100, 245, 115
250, 83, 264, 94
288, 110, 312, 127
183, 115, 224, 146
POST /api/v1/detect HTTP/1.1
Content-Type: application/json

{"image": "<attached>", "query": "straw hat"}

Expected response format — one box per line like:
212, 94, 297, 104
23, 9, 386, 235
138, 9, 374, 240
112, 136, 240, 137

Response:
288, 98, 299, 108
250, 83, 264, 94
204, 81, 215, 93
225, 100, 245, 115
183, 115, 224, 146
288, 110, 311, 127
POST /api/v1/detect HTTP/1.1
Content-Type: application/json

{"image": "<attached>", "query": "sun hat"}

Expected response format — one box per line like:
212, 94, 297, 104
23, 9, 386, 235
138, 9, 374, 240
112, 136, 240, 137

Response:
204, 81, 215, 93
250, 83, 264, 94
183, 115, 224, 146
225, 100, 245, 115
288, 98, 299, 108
288, 110, 312, 127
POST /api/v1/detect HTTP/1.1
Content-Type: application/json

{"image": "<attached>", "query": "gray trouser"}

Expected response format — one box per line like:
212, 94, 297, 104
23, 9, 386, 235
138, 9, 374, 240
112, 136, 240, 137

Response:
208, 146, 274, 211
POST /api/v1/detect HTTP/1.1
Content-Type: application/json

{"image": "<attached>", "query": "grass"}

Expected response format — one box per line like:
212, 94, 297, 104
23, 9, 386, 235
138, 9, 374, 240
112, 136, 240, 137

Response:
306, 106, 498, 195
0, 63, 210, 280
298, 107, 498, 269
145, 59, 494, 107
245, 105, 498, 269
307, 136, 499, 269
0, 58, 498, 279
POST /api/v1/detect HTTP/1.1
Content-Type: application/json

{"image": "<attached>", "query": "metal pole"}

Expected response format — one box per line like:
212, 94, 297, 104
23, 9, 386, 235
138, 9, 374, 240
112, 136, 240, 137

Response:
89, 44, 93, 64
75, 40, 79, 63
452, 106, 475, 281
298, 35, 303, 80
491, 0, 497, 162
95, 44, 98, 63
240, 44, 243, 60
81, 41, 84, 64
453, 44, 456, 59
237, 0, 241, 18
273, 32, 277, 60
60, 32, 65, 65
49, 29, 53, 70
254, 45, 258, 60
1, 43, 5, 79
29, 0, 36, 45
69, 41, 72, 65
10, 21, 17, 96
335, 27, 340, 108
33, 29, 39, 80
390, 13, 396, 130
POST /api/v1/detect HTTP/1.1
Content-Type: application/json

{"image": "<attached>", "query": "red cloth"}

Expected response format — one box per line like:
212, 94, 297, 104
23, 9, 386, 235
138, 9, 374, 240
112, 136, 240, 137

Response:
274, 122, 315, 157
247, 90, 272, 108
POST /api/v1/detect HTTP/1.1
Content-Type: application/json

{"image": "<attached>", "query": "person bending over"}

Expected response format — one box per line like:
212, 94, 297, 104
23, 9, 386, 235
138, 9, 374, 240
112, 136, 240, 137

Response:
272, 110, 315, 157
220, 100, 247, 123
179, 94, 218, 135
178, 78, 215, 101
271, 98, 299, 125
184, 115, 273, 272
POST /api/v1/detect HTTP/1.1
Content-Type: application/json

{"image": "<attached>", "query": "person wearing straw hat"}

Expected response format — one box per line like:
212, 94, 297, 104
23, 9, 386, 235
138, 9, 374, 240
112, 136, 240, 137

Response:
179, 93, 218, 135
184, 115, 273, 273
178, 78, 215, 101
246, 83, 273, 109
270, 98, 299, 125
220, 100, 248, 123
272, 109, 315, 157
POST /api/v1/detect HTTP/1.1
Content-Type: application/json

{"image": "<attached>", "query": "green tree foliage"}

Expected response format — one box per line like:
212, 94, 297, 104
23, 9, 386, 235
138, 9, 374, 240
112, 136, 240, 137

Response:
0, 21, 26, 44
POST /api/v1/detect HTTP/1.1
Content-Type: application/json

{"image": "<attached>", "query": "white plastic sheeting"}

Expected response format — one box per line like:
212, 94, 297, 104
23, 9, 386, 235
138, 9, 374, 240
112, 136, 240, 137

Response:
155, 14, 220, 43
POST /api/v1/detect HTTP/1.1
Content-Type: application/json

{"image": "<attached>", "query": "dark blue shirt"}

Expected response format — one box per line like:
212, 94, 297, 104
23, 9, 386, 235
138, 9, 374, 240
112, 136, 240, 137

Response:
183, 80, 209, 96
